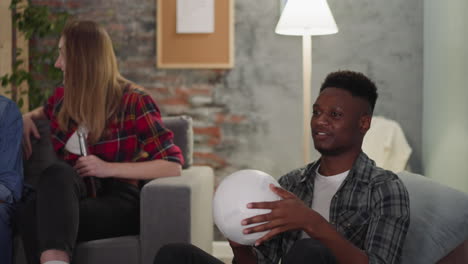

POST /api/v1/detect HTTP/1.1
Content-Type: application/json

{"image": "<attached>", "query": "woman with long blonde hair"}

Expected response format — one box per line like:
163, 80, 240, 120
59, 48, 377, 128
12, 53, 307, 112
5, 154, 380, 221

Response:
19, 20, 183, 264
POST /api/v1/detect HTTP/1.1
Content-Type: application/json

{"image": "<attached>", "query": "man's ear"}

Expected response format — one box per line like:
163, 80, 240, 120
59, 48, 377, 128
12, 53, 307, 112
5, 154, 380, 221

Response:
359, 114, 371, 134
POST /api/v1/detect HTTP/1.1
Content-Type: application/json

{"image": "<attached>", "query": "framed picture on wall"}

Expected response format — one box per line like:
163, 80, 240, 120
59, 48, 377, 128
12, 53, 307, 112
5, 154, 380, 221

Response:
156, 0, 234, 69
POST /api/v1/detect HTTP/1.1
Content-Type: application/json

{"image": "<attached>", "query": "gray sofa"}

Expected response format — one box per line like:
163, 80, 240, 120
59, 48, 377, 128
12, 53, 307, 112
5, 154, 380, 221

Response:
398, 171, 468, 264
14, 116, 214, 264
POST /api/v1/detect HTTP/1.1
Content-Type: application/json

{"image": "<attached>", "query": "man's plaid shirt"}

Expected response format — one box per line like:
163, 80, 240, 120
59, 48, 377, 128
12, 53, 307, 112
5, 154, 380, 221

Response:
44, 85, 184, 182
255, 152, 410, 264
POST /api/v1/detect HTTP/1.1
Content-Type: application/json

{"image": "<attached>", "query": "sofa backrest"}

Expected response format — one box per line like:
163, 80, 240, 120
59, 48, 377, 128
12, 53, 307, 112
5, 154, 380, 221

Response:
161, 115, 193, 169
398, 171, 468, 264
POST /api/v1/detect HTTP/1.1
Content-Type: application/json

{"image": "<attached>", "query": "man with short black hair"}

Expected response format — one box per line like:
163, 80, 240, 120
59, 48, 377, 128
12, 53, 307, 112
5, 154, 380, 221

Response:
0, 95, 23, 264
154, 70, 410, 264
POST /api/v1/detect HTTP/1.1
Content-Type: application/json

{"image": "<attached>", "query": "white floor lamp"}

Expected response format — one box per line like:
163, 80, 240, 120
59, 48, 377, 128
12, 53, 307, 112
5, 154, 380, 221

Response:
275, 0, 338, 164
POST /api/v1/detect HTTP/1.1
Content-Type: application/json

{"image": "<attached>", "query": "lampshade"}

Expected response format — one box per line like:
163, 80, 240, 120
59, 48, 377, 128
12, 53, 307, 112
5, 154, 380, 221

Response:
275, 0, 338, 36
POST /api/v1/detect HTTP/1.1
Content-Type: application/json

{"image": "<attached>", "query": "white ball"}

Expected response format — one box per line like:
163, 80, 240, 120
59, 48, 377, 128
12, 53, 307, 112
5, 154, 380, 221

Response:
213, 169, 281, 245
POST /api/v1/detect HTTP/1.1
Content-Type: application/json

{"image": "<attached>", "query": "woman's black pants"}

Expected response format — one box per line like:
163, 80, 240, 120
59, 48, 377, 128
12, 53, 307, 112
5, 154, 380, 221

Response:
17, 161, 140, 264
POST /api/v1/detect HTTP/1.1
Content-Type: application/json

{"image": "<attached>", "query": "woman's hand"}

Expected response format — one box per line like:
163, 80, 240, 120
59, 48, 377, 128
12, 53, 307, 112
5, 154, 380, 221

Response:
74, 155, 114, 178
22, 114, 40, 160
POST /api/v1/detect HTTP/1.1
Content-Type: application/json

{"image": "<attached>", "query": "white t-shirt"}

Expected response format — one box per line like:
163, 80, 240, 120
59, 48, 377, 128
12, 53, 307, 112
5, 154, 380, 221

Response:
301, 167, 349, 239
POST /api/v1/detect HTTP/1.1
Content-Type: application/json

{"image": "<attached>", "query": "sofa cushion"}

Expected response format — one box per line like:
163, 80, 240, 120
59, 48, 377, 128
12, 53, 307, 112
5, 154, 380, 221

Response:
73, 236, 139, 264
398, 171, 468, 264
24, 120, 58, 187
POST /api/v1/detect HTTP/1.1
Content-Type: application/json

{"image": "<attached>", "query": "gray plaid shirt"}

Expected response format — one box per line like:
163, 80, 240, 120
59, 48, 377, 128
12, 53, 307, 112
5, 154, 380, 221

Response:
254, 152, 410, 264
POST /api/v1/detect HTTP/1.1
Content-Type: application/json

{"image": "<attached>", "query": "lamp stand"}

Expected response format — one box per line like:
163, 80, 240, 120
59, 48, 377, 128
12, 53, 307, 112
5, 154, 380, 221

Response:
302, 35, 312, 164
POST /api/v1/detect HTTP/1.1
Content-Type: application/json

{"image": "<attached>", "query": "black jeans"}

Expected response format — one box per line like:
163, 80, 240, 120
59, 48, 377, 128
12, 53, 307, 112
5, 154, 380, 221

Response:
153, 239, 337, 264
17, 161, 140, 264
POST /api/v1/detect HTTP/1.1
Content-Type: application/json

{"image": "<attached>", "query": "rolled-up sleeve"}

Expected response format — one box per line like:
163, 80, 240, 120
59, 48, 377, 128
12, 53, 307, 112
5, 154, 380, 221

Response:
134, 94, 184, 165
0, 98, 23, 203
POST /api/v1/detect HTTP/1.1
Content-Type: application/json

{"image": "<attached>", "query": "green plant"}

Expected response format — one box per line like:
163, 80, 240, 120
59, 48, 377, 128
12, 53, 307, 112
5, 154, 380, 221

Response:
1, 0, 68, 110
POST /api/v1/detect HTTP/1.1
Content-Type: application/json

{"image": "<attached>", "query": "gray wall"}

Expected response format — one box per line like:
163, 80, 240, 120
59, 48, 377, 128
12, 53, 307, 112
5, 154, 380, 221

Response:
423, 0, 468, 192
217, 0, 423, 178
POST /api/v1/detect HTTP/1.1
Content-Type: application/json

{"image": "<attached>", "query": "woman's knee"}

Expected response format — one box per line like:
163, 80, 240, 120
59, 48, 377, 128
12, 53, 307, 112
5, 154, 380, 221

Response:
38, 161, 78, 190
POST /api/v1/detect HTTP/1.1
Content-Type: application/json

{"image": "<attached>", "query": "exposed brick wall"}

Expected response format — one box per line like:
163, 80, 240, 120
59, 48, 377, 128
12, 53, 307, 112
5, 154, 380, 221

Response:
30, 0, 246, 178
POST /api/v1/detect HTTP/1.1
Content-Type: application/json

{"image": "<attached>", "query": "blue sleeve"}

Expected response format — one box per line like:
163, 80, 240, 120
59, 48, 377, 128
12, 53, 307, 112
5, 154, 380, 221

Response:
0, 97, 23, 203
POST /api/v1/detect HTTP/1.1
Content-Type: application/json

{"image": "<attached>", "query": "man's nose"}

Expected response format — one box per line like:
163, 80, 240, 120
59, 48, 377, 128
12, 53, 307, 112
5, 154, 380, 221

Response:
315, 114, 329, 126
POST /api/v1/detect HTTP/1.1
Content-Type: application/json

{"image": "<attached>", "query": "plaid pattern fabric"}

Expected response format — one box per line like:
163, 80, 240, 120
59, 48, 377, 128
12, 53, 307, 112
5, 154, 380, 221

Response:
254, 152, 410, 264
44, 85, 183, 167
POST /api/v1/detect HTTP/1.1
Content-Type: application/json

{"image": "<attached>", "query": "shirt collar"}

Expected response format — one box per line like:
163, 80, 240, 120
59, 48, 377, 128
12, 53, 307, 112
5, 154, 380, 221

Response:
299, 151, 375, 184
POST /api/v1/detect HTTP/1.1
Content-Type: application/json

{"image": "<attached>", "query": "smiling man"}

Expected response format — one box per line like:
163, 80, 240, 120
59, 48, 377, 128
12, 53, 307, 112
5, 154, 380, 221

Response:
154, 70, 410, 264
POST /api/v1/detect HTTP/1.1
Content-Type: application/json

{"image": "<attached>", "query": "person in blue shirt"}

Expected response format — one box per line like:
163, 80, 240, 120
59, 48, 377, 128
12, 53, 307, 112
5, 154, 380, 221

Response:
0, 95, 23, 264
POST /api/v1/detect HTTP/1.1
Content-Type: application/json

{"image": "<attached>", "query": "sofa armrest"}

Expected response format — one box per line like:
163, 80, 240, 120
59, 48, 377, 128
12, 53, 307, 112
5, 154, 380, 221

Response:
140, 165, 214, 264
